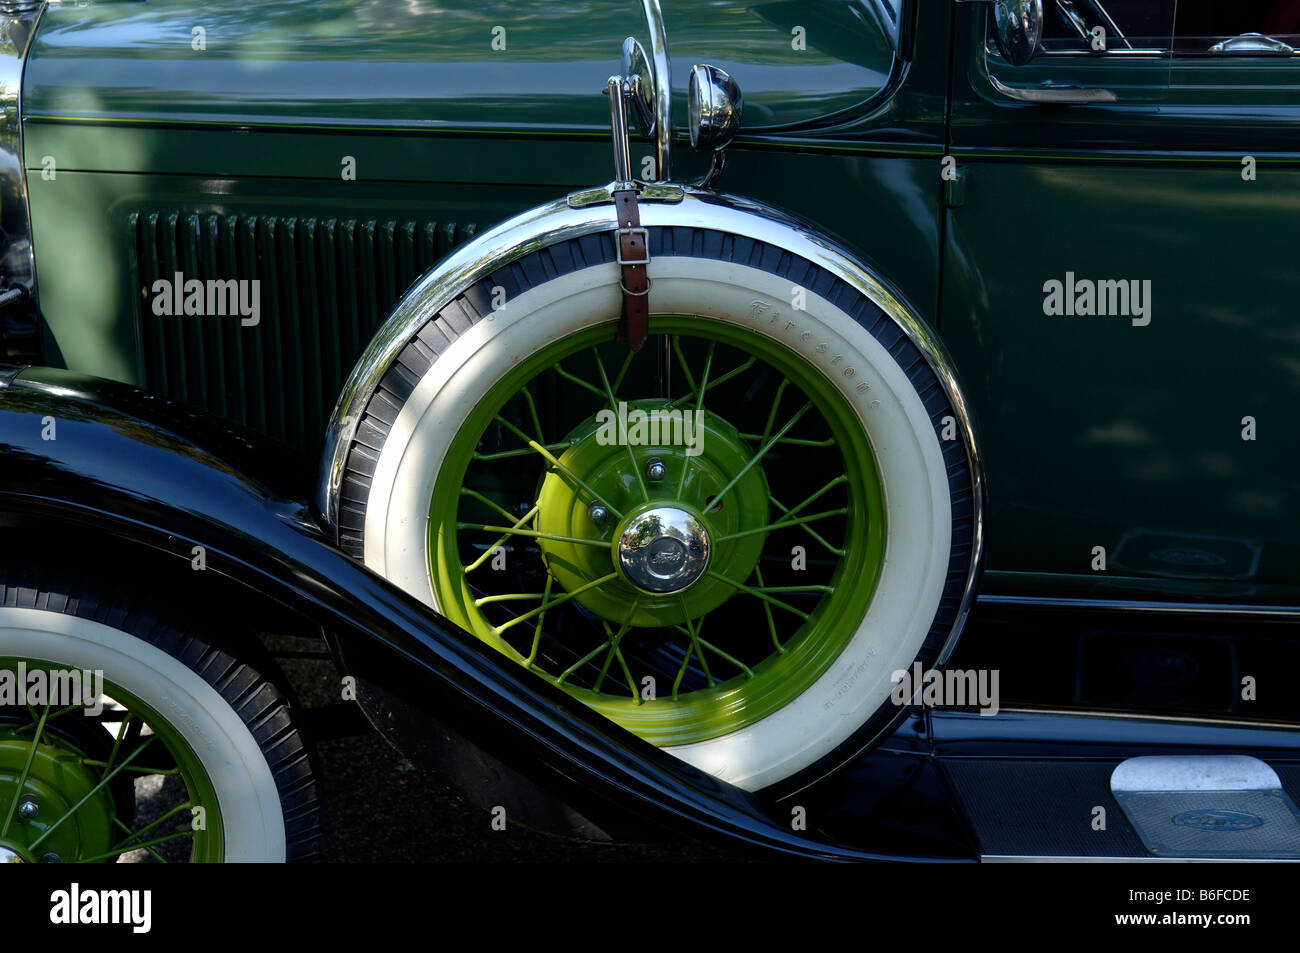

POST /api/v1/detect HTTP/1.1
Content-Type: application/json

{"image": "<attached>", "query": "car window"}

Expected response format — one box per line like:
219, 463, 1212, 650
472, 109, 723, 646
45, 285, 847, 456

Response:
1039, 0, 1176, 54
1173, 0, 1300, 54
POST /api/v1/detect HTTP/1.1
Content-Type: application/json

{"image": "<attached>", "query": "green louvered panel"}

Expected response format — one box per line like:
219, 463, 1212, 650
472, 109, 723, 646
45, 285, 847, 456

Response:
129, 211, 477, 452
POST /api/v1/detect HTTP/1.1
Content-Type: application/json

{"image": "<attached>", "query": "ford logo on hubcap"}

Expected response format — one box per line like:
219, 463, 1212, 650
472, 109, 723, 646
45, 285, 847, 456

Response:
616, 506, 710, 594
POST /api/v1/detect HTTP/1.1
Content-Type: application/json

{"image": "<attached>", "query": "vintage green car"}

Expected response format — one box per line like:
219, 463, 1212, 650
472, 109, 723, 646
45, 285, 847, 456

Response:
1, 0, 1298, 864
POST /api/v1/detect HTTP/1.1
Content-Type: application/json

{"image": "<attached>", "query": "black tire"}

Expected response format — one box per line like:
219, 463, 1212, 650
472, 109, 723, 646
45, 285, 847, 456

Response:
0, 560, 324, 862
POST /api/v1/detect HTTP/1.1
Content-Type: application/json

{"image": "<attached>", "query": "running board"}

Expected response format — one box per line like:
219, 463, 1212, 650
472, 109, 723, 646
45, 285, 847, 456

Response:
1111, 756, 1300, 859
930, 714, 1300, 861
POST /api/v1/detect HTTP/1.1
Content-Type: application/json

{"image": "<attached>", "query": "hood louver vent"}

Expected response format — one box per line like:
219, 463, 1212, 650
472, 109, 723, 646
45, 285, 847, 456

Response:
129, 211, 477, 452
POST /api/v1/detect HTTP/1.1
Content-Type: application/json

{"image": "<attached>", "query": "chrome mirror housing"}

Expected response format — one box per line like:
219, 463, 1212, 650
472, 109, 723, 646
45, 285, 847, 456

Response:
993, 0, 1043, 66
620, 37, 657, 136
687, 64, 742, 153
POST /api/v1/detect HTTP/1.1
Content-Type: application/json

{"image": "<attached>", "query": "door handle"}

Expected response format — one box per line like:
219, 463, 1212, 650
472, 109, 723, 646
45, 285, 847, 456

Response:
988, 75, 1117, 103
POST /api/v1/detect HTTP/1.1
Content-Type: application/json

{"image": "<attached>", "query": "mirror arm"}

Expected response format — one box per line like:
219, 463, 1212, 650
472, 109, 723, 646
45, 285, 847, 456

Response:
605, 77, 634, 188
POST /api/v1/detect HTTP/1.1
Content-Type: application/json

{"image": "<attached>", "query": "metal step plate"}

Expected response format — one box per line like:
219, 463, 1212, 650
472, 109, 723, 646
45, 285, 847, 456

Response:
1112, 756, 1300, 859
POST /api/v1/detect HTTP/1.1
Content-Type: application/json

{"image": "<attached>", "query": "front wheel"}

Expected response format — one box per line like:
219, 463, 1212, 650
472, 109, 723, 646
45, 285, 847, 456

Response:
339, 227, 976, 792
0, 565, 322, 862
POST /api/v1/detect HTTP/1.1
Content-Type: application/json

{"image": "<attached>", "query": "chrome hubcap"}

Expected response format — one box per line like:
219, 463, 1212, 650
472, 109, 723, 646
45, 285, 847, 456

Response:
616, 506, 710, 594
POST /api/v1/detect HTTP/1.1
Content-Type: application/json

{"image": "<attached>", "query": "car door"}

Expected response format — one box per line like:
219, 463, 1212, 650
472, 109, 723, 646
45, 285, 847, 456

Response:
942, 0, 1300, 604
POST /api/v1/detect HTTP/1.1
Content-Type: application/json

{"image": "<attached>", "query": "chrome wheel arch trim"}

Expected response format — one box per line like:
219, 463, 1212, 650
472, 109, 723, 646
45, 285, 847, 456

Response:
318, 186, 986, 656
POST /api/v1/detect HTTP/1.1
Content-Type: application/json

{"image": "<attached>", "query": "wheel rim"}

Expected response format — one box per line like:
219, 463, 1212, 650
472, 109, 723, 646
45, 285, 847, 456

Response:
0, 657, 224, 863
429, 316, 886, 746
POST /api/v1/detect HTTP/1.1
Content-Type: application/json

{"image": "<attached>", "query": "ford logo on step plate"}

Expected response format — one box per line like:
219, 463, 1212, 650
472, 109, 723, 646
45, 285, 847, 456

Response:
1173, 809, 1263, 832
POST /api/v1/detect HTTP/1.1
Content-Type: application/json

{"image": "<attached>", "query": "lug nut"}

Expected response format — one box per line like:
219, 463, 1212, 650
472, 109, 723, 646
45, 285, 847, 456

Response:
645, 458, 667, 482
588, 502, 609, 525
16, 798, 38, 821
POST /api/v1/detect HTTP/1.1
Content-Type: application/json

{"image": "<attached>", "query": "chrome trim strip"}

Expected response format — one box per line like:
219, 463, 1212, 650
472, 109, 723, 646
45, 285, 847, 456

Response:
318, 188, 985, 666
988, 74, 1117, 103
978, 593, 1300, 618
982, 854, 1294, 863
944, 706, 1300, 733
0, 1, 44, 304
640, 0, 671, 181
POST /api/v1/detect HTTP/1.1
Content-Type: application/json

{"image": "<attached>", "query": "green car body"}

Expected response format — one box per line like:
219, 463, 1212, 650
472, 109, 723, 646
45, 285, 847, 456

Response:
17, 0, 1300, 608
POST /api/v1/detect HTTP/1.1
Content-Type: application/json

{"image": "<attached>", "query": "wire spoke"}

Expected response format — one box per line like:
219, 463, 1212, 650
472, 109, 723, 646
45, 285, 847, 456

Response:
472, 592, 549, 607
552, 361, 607, 400
762, 379, 792, 443
1, 700, 51, 838
495, 573, 619, 635
593, 347, 648, 503
705, 401, 813, 512
78, 761, 182, 776
772, 496, 845, 556
668, 356, 755, 409
463, 504, 539, 572
111, 818, 170, 864
714, 508, 848, 544
492, 415, 624, 520
754, 566, 784, 655
29, 734, 156, 851
593, 616, 635, 696
9, 702, 84, 735
78, 829, 195, 865
695, 636, 753, 679
705, 570, 811, 621
672, 337, 700, 404
518, 384, 547, 444
671, 607, 715, 698
777, 475, 849, 522
461, 488, 530, 524
524, 574, 554, 666
610, 347, 638, 395
738, 433, 835, 447
746, 584, 834, 595
101, 799, 196, 862
473, 443, 569, 461
676, 341, 714, 497
459, 523, 608, 548
556, 643, 609, 686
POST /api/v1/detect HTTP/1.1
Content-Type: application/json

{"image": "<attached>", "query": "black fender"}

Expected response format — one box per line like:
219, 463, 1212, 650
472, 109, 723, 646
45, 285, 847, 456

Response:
0, 364, 935, 861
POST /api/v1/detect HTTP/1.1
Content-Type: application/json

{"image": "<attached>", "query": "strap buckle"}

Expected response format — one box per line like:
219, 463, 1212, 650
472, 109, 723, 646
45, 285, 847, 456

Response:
615, 226, 650, 265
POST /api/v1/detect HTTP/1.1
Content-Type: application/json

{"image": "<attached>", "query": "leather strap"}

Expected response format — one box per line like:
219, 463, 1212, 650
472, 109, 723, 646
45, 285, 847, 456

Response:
613, 188, 649, 352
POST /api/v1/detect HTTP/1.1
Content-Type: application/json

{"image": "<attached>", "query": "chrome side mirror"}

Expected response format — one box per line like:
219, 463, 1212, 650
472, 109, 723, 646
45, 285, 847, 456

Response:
687, 64, 742, 153
620, 37, 657, 136
993, 0, 1043, 66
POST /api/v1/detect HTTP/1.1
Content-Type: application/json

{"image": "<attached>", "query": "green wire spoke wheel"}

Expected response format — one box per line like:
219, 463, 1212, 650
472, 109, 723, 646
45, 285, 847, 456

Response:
341, 230, 973, 792
430, 318, 886, 748
0, 659, 224, 863
0, 566, 323, 862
